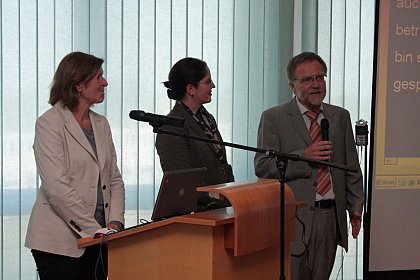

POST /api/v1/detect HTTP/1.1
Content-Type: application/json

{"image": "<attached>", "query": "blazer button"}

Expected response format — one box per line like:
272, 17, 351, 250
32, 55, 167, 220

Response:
105, 203, 109, 208
102, 185, 106, 190
313, 182, 317, 187
69, 220, 81, 231
310, 206, 315, 211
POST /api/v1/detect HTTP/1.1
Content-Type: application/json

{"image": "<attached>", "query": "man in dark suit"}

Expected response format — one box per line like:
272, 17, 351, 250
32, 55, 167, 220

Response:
254, 52, 364, 280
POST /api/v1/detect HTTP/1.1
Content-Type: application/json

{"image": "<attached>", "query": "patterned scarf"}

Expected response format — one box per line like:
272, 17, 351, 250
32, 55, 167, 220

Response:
179, 101, 224, 161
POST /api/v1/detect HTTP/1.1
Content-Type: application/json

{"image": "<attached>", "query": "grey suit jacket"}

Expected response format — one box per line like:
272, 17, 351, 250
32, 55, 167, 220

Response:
254, 98, 363, 252
155, 102, 234, 185
25, 102, 125, 257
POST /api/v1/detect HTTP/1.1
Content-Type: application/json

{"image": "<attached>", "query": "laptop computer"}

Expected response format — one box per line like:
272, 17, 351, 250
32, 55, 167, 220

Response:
151, 167, 207, 221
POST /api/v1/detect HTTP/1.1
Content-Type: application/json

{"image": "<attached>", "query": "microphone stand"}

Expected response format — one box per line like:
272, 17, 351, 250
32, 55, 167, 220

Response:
150, 123, 357, 280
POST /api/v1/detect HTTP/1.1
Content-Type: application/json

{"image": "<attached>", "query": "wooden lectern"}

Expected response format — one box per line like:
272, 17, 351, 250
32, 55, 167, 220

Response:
78, 179, 298, 280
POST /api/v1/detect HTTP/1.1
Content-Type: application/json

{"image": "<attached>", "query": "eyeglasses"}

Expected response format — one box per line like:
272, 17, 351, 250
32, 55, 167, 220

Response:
200, 79, 214, 85
293, 75, 327, 85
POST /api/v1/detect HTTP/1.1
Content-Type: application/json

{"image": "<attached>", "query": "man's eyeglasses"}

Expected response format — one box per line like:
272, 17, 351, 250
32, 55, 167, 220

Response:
293, 75, 327, 85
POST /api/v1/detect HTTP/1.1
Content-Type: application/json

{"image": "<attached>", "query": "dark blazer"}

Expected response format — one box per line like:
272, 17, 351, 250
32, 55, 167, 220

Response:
25, 102, 125, 257
155, 102, 234, 186
254, 98, 363, 253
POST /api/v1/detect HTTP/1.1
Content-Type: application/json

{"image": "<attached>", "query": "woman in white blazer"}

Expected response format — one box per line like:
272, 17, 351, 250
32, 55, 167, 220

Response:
25, 52, 125, 280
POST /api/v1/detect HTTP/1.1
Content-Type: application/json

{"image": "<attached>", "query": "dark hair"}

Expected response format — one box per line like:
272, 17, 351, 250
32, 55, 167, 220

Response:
163, 57, 208, 100
286, 52, 328, 81
49, 51, 104, 110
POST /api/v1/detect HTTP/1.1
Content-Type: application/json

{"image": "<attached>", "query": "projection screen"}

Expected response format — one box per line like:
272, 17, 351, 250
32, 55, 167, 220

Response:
364, 0, 420, 279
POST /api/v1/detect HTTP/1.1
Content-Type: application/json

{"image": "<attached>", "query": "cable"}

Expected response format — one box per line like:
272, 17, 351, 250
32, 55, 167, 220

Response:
358, 146, 364, 165
334, 222, 353, 280
335, 251, 345, 280
94, 233, 112, 280
139, 218, 151, 225
291, 206, 313, 279
291, 206, 308, 258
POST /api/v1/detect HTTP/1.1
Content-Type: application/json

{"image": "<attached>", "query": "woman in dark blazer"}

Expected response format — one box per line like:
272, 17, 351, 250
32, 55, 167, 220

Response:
25, 52, 125, 280
155, 57, 234, 209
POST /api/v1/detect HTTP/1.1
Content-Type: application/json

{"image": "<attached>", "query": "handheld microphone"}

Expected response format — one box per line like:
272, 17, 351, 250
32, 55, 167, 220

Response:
129, 110, 185, 127
321, 119, 330, 162
321, 119, 329, 141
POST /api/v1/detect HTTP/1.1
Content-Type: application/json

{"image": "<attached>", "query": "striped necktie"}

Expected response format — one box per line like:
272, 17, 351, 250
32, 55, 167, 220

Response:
306, 111, 332, 196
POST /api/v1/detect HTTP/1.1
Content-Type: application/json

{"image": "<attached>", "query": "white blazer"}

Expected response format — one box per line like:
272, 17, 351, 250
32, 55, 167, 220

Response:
25, 102, 125, 257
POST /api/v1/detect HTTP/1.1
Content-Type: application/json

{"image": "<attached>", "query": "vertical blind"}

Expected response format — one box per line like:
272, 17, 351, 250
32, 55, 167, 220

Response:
0, 0, 374, 279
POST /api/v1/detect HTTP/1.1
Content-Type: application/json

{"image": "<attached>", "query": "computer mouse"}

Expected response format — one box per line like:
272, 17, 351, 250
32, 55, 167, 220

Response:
93, 228, 117, 239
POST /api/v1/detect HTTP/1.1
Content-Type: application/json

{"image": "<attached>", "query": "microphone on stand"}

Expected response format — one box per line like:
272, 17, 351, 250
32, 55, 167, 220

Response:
129, 110, 185, 127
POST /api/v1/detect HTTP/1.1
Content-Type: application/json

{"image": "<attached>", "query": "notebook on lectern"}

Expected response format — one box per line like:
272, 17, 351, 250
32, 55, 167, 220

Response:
151, 167, 207, 221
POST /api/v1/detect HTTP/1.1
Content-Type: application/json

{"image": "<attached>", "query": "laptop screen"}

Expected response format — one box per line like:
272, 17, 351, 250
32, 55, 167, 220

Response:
151, 167, 207, 221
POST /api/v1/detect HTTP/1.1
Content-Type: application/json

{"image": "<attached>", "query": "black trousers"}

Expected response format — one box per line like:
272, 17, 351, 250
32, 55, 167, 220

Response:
32, 244, 108, 280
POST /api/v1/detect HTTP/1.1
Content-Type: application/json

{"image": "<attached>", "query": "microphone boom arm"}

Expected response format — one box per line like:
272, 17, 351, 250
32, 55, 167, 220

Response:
153, 126, 357, 173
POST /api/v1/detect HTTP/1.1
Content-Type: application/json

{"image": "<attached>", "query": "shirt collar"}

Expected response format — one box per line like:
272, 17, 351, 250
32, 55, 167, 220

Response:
295, 97, 324, 115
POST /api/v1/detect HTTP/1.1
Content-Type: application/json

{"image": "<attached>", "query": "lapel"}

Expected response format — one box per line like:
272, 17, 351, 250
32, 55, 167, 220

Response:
287, 98, 338, 145
172, 103, 223, 157
90, 111, 106, 172
55, 103, 98, 162
287, 98, 312, 146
